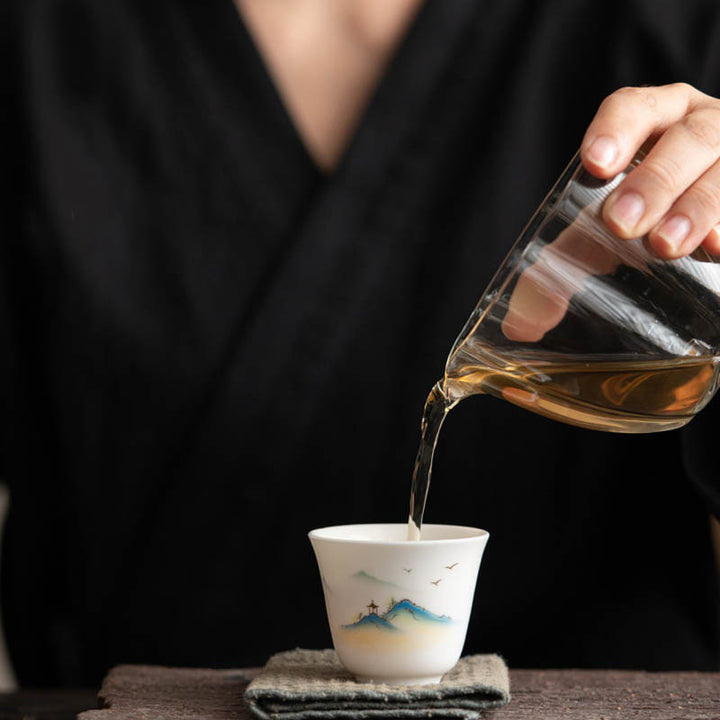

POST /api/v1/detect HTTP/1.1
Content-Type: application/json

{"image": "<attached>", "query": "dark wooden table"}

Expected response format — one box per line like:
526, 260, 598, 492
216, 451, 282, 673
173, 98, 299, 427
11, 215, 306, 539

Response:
1, 665, 718, 719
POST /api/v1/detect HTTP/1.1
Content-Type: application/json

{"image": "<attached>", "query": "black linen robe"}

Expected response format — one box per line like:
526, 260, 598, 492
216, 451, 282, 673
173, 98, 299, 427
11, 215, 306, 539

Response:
2, 0, 720, 687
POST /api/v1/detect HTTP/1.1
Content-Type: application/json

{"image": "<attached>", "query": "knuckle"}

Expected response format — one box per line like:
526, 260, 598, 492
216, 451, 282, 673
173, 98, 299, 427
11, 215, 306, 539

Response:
681, 110, 720, 150
641, 156, 683, 195
669, 81, 694, 98
598, 87, 630, 112
607, 85, 658, 110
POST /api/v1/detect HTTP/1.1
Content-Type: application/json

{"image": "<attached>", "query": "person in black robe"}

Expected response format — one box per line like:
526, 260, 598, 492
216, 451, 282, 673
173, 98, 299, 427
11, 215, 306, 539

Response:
1, 0, 720, 688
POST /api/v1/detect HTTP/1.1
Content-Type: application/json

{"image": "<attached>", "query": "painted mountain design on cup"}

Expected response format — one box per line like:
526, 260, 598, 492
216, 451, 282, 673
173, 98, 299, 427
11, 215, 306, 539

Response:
344, 613, 401, 633
343, 598, 452, 632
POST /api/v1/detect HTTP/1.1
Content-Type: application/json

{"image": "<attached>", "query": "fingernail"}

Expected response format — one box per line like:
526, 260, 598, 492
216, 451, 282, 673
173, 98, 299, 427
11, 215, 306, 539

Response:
655, 215, 691, 251
586, 135, 618, 168
608, 192, 645, 233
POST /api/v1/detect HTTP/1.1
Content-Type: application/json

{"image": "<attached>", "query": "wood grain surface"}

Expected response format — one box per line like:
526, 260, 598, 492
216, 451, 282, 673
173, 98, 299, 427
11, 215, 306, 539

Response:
76, 664, 720, 720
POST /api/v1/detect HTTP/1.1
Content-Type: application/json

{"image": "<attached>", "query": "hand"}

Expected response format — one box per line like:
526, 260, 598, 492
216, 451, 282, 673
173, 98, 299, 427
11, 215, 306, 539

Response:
580, 83, 720, 258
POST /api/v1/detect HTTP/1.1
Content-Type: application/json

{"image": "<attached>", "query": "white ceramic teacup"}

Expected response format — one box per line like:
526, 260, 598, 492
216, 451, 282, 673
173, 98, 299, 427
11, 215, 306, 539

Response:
309, 523, 489, 685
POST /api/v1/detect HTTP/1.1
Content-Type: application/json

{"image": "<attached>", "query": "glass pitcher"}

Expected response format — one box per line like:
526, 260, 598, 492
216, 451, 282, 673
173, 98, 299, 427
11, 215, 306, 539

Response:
441, 149, 720, 433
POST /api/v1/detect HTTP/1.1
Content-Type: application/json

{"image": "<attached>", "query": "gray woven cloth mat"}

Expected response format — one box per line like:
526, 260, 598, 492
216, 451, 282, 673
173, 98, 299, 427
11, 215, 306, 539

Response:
244, 649, 510, 719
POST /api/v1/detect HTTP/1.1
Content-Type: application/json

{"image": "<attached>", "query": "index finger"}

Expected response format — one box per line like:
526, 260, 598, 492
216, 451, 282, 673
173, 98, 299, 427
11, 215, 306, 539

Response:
579, 83, 702, 178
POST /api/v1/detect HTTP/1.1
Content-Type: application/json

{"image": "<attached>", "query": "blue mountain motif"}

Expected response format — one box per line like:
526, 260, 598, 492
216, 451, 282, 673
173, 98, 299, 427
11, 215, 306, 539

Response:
384, 599, 452, 624
344, 613, 400, 632
342, 598, 452, 631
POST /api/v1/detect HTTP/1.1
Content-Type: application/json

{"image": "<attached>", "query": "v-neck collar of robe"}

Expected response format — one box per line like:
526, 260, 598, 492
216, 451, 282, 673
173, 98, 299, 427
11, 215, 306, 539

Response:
191, 0, 480, 196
